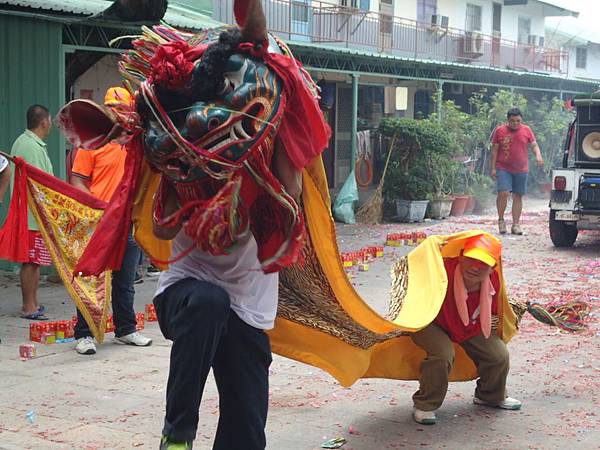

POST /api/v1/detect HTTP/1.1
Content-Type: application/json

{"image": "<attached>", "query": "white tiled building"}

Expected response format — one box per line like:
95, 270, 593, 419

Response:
546, 16, 600, 82
211, 1, 595, 188
215, 0, 577, 74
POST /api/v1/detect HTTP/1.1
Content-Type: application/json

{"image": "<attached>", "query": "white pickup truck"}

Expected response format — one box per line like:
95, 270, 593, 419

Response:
549, 96, 600, 247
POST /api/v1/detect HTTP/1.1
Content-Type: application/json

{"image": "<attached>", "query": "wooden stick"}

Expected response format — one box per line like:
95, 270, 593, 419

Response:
378, 133, 397, 189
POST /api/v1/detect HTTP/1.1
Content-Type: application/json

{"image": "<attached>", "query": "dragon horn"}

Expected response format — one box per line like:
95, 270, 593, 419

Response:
235, 0, 268, 43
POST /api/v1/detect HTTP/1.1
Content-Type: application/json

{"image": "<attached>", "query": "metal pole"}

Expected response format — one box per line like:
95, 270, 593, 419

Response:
351, 73, 360, 167
437, 80, 444, 123
58, 45, 67, 181
414, 22, 418, 59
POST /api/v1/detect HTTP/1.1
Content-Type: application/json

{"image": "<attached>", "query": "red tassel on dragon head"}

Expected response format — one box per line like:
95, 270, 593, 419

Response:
56, 0, 331, 274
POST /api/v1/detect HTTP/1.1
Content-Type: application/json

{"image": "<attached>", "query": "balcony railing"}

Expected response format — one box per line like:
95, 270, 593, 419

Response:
214, 0, 569, 75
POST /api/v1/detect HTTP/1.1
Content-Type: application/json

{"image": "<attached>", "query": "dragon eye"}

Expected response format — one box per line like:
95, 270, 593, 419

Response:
208, 117, 221, 129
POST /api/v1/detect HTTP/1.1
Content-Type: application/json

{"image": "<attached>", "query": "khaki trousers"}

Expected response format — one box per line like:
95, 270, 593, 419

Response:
410, 323, 510, 411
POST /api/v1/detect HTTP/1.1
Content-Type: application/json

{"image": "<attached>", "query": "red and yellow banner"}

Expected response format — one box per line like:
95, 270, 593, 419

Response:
0, 157, 111, 342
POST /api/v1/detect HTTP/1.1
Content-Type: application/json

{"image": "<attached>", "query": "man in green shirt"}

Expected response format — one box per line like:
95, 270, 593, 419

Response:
10, 105, 54, 320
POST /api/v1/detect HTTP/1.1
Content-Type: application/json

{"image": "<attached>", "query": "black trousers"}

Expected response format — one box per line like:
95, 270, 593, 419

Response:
153, 278, 272, 449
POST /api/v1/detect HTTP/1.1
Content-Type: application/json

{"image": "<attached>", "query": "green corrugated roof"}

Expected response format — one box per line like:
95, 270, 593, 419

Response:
0, 0, 223, 30
288, 41, 598, 86
2, 0, 594, 90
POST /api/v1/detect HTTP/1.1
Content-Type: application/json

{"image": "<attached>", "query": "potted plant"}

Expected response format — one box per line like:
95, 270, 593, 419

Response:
380, 118, 428, 222
425, 152, 456, 219
384, 161, 430, 222
380, 119, 456, 222
447, 160, 470, 216
463, 186, 477, 214
380, 118, 455, 222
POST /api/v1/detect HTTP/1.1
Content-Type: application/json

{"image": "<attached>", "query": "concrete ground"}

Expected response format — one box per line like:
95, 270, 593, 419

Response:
0, 197, 598, 450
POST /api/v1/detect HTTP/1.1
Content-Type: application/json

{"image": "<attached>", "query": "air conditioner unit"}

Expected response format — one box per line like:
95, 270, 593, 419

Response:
431, 14, 449, 29
463, 31, 484, 56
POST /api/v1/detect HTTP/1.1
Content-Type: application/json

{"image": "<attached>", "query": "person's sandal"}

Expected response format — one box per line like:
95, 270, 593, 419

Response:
511, 224, 523, 235
20, 311, 48, 320
498, 219, 507, 234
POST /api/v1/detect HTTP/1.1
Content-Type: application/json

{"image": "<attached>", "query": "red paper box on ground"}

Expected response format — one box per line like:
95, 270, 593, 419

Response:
65, 321, 75, 339
29, 322, 47, 342
136, 313, 145, 331
19, 343, 36, 359
145, 304, 158, 322
47, 321, 58, 335
105, 314, 115, 333
56, 321, 67, 340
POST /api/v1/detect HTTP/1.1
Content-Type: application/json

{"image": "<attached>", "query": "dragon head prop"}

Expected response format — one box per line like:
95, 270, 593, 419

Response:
138, 27, 287, 184
56, 0, 330, 275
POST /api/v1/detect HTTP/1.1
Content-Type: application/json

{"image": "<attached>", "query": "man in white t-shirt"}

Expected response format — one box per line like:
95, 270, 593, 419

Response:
153, 143, 302, 450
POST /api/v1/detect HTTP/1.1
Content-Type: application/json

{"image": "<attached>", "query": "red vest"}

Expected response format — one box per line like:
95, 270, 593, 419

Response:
435, 258, 500, 343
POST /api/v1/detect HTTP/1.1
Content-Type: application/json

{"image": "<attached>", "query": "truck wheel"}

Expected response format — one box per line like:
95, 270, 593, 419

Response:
549, 210, 578, 247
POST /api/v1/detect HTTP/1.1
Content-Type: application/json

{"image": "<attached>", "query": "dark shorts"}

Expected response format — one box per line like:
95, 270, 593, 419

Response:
496, 169, 528, 196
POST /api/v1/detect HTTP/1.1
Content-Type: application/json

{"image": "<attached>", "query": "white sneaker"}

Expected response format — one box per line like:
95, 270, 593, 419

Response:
413, 407, 437, 425
75, 337, 97, 355
115, 332, 152, 347
498, 219, 507, 234
474, 396, 522, 410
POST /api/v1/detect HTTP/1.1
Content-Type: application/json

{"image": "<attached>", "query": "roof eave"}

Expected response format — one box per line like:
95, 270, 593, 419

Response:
0, 1, 223, 32
536, 1, 579, 18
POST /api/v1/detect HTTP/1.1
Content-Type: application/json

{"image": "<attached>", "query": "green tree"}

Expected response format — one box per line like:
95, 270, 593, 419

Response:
527, 96, 574, 182
489, 89, 528, 130
379, 117, 456, 201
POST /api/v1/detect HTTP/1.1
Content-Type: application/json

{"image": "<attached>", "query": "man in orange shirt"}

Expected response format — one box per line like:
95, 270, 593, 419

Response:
70, 87, 152, 355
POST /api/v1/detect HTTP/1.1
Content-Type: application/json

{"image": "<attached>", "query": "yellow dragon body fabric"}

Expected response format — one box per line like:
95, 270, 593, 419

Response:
133, 156, 521, 388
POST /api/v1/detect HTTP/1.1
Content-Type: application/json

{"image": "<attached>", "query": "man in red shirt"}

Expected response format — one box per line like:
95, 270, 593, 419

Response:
410, 234, 521, 425
491, 108, 544, 235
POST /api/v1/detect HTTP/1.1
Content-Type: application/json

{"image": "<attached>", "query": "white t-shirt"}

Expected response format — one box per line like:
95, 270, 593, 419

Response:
155, 231, 279, 330
0, 155, 8, 173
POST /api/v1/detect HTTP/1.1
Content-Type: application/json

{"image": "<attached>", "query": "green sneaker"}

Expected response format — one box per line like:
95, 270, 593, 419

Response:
160, 436, 193, 450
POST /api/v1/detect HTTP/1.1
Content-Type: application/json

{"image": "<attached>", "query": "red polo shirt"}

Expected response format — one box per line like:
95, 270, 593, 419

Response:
435, 258, 500, 343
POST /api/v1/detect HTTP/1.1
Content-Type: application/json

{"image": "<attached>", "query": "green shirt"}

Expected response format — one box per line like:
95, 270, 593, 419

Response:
10, 129, 54, 231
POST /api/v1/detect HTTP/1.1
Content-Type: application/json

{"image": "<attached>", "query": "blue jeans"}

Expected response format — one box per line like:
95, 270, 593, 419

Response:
74, 234, 141, 339
496, 169, 528, 196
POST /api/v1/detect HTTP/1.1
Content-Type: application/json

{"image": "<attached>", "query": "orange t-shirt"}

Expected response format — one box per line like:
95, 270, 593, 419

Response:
71, 142, 126, 202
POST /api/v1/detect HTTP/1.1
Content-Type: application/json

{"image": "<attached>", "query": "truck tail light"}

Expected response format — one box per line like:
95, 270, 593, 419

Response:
554, 176, 566, 191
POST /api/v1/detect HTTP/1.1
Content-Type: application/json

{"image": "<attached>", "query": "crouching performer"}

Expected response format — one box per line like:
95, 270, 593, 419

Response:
411, 234, 521, 425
